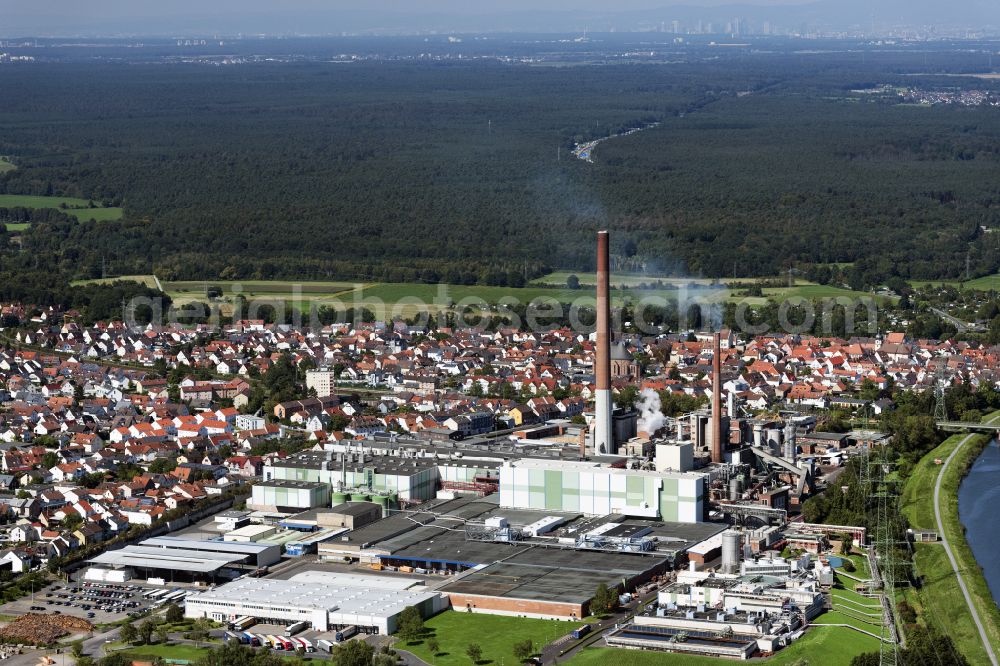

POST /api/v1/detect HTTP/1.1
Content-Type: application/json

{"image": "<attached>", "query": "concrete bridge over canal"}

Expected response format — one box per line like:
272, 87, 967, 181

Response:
936, 420, 1000, 432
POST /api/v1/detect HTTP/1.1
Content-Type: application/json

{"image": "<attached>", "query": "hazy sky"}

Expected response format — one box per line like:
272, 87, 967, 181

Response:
3, 0, 813, 18
1, 0, 994, 36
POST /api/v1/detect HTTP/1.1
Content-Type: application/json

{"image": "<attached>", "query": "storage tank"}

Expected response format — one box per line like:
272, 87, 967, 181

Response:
349, 493, 370, 503
373, 495, 390, 517
783, 422, 797, 461
728, 477, 742, 501
752, 423, 764, 448
331, 492, 348, 506
765, 428, 783, 454
721, 531, 741, 575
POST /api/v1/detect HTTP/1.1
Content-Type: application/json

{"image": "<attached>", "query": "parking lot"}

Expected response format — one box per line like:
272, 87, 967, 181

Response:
0, 580, 170, 625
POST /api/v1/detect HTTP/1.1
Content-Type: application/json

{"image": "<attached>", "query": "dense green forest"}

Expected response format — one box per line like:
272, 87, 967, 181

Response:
1, 51, 1000, 296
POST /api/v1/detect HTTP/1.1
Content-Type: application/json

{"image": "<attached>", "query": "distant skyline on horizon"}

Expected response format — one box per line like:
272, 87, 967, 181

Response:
1, 0, 997, 38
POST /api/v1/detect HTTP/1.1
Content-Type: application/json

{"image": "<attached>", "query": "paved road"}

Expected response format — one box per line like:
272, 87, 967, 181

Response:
82, 626, 121, 659
538, 589, 660, 664
930, 307, 985, 334
392, 648, 434, 666
934, 432, 998, 666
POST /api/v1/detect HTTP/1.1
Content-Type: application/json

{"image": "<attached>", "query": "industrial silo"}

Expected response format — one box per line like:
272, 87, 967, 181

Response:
721, 531, 742, 574
331, 491, 348, 506
765, 428, 783, 454
783, 422, 797, 461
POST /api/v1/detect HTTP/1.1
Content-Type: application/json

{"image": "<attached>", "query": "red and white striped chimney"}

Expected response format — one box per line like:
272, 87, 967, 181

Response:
595, 230, 613, 455
711, 331, 723, 463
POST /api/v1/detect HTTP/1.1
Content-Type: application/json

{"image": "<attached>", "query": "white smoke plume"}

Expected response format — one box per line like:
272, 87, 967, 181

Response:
637, 388, 666, 436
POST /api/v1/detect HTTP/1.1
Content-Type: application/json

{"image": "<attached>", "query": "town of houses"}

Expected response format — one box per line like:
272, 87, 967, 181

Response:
0, 302, 994, 574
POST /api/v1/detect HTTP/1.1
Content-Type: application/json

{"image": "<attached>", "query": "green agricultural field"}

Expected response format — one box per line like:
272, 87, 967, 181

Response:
68, 207, 124, 222
532, 271, 723, 289
961, 274, 1000, 291
355, 282, 706, 320
727, 283, 882, 308
0, 194, 123, 222
71, 276, 875, 320
899, 413, 1000, 663
163, 280, 363, 295
0, 158, 14, 173
569, 624, 879, 666
909, 273, 1000, 291
164, 279, 358, 297
71, 275, 161, 289
399, 611, 575, 666
163, 279, 362, 316
4, 223, 29, 232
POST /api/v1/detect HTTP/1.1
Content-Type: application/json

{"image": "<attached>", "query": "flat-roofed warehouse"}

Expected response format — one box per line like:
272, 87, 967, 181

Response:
439, 549, 662, 619
319, 495, 726, 619
185, 571, 447, 634
85, 536, 280, 582
86, 546, 242, 583
142, 536, 281, 567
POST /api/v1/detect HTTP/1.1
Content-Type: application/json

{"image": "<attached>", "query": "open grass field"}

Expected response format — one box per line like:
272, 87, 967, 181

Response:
899, 413, 1000, 663
0, 194, 123, 222
909, 273, 1000, 291
535, 272, 877, 306
4, 223, 29, 232
569, 624, 879, 666
0, 159, 14, 174
745, 283, 879, 307
837, 553, 872, 579
532, 271, 724, 288
116, 643, 212, 662
356, 282, 684, 307
164, 279, 364, 316
71, 275, 161, 289
813, 609, 880, 634
399, 611, 574, 666
74, 275, 879, 321
165, 279, 359, 295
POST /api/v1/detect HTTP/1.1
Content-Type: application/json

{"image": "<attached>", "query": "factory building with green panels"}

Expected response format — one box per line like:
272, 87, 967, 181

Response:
249, 480, 331, 513
263, 451, 499, 505
499, 459, 706, 523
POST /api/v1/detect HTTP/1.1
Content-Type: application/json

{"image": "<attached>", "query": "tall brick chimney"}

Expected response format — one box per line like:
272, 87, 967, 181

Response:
594, 230, 613, 455
712, 331, 723, 463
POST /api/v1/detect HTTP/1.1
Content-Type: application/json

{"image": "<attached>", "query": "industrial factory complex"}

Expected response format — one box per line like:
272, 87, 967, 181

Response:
70, 231, 882, 661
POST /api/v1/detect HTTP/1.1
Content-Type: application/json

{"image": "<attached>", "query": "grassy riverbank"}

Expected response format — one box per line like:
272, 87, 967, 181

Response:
900, 414, 1000, 664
